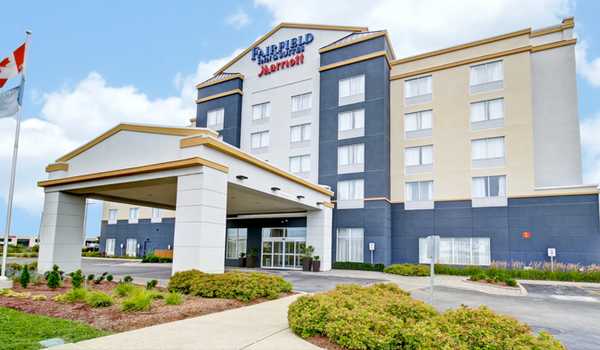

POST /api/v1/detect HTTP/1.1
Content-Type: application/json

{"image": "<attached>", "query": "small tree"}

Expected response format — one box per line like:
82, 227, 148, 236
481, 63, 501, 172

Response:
19, 265, 31, 288
70, 270, 84, 289
47, 265, 61, 289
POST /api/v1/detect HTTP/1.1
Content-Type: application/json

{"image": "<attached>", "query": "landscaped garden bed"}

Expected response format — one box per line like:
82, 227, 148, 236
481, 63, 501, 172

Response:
288, 283, 565, 350
0, 265, 293, 335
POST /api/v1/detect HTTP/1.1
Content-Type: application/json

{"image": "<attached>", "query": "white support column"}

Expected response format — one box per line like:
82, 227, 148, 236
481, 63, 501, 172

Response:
38, 191, 86, 273
306, 206, 333, 271
172, 167, 228, 274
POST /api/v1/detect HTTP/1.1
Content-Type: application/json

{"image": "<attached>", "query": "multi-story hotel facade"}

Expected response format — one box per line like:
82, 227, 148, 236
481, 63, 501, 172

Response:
97, 18, 600, 269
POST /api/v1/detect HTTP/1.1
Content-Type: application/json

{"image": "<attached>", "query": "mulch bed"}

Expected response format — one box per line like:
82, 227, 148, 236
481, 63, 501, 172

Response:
307, 336, 345, 350
0, 280, 270, 333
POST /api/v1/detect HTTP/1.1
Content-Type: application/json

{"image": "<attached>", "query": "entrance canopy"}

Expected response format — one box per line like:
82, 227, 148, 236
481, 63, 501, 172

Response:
37, 123, 333, 274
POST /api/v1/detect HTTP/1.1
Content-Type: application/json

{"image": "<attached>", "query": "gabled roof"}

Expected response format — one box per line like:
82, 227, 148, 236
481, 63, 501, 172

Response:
213, 22, 368, 75
54, 123, 218, 163
319, 30, 396, 60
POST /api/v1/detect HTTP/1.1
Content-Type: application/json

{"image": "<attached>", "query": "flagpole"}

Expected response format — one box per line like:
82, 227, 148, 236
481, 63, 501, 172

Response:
0, 31, 31, 282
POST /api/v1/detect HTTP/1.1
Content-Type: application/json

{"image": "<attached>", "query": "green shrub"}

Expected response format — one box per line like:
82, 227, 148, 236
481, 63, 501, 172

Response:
54, 288, 88, 303
122, 290, 153, 312
19, 265, 31, 288
146, 279, 158, 290
123, 275, 133, 283
70, 270, 84, 289
288, 284, 565, 350
32, 294, 47, 301
85, 291, 113, 308
165, 292, 184, 305
332, 261, 385, 271
167, 269, 205, 294
46, 265, 61, 289
106, 274, 113, 282
384, 264, 430, 276
114, 282, 136, 297
505, 278, 518, 287
87, 274, 95, 282
168, 270, 291, 301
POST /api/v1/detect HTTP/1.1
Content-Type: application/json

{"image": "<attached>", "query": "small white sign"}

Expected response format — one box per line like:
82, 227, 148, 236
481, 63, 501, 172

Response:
368, 242, 375, 251
548, 248, 556, 257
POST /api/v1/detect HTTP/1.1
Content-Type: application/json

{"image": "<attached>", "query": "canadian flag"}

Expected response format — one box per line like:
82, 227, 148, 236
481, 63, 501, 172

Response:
0, 43, 26, 88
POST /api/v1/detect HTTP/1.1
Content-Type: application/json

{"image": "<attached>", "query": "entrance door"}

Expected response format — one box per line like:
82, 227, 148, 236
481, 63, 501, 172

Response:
126, 239, 137, 257
261, 227, 306, 269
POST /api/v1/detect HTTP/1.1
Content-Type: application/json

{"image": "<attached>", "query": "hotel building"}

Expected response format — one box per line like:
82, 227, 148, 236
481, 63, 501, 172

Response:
79, 18, 598, 271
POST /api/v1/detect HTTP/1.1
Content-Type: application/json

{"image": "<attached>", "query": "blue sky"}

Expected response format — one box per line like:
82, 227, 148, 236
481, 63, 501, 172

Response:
1, 0, 599, 237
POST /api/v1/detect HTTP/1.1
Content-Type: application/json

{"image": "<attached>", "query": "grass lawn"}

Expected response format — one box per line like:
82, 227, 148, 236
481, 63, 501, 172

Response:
0, 307, 108, 350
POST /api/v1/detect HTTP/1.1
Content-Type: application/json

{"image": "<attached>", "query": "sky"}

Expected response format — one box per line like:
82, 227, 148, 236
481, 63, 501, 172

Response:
1, 0, 599, 237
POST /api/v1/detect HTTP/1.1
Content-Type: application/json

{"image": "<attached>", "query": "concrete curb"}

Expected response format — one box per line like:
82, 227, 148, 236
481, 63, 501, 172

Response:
517, 279, 600, 288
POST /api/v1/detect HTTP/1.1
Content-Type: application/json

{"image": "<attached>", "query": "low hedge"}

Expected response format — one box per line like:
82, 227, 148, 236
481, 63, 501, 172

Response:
142, 253, 172, 263
168, 270, 292, 301
288, 283, 564, 350
384, 264, 430, 276
333, 262, 384, 272
434, 264, 600, 283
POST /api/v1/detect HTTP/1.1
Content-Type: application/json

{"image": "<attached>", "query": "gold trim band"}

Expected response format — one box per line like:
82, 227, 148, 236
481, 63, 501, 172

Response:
38, 157, 229, 188
195, 89, 243, 104
319, 51, 391, 72
45, 163, 69, 173
195, 73, 244, 89
180, 136, 334, 197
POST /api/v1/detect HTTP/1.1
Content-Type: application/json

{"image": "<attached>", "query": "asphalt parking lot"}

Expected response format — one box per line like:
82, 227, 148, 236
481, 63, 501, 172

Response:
9, 257, 600, 349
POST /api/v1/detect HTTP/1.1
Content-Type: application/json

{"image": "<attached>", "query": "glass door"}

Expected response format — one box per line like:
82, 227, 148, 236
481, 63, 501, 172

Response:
261, 227, 306, 269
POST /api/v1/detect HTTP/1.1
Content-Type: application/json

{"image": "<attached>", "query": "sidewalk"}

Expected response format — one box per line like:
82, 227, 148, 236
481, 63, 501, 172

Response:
53, 294, 320, 350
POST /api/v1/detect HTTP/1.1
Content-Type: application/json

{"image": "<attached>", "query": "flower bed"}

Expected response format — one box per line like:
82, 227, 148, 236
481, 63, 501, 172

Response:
288, 284, 564, 350
168, 270, 292, 301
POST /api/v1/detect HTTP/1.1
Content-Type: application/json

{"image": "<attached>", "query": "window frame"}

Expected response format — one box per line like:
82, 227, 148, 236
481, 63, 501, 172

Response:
290, 123, 312, 144
336, 228, 364, 263
404, 75, 432, 98
250, 130, 270, 149
472, 175, 507, 198
405, 180, 434, 202
291, 92, 312, 113
289, 154, 311, 174
128, 207, 139, 224
206, 107, 225, 129
405, 145, 433, 167
471, 137, 505, 160
108, 209, 118, 225
252, 102, 271, 121
226, 228, 248, 259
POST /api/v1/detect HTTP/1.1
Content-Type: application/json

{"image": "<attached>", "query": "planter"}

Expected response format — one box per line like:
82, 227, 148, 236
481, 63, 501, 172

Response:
238, 257, 247, 268
302, 257, 312, 271
246, 256, 257, 268
312, 260, 321, 272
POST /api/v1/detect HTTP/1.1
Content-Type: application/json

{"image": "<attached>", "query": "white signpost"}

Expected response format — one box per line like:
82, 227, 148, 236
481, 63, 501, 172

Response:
427, 235, 440, 304
368, 242, 375, 265
548, 248, 556, 272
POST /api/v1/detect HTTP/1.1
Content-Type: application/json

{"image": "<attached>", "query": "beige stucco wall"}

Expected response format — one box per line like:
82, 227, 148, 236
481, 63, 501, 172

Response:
102, 202, 175, 221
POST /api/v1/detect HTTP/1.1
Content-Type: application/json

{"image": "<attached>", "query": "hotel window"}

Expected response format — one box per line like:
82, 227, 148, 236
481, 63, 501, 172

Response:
105, 238, 116, 257
472, 175, 506, 198
405, 110, 432, 138
404, 76, 432, 105
338, 109, 365, 139
338, 74, 365, 106
289, 154, 310, 175
151, 208, 161, 223
419, 237, 491, 266
337, 143, 364, 174
128, 207, 139, 224
470, 61, 503, 93
291, 92, 312, 113
336, 228, 364, 263
405, 181, 433, 202
337, 179, 364, 209
126, 239, 137, 257
108, 209, 117, 225
250, 131, 270, 150
226, 228, 247, 259
405, 145, 433, 174
471, 98, 504, 130
252, 102, 271, 122
290, 123, 311, 144
207, 108, 224, 129
472, 137, 504, 167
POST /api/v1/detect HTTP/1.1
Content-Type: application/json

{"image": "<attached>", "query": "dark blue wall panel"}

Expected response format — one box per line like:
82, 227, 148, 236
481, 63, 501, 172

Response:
196, 92, 242, 147
99, 218, 175, 257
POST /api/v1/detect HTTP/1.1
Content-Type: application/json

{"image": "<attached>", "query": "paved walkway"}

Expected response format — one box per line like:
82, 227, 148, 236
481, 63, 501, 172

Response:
54, 294, 319, 350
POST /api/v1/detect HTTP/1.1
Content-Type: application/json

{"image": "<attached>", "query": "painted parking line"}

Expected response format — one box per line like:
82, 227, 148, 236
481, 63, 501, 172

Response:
550, 295, 599, 303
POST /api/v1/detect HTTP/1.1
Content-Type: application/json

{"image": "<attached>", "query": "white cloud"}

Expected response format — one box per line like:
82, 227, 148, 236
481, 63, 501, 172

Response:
575, 40, 600, 87
581, 114, 600, 184
226, 8, 251, 29
255, 0, 572, 57
0, 50, 238, 215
